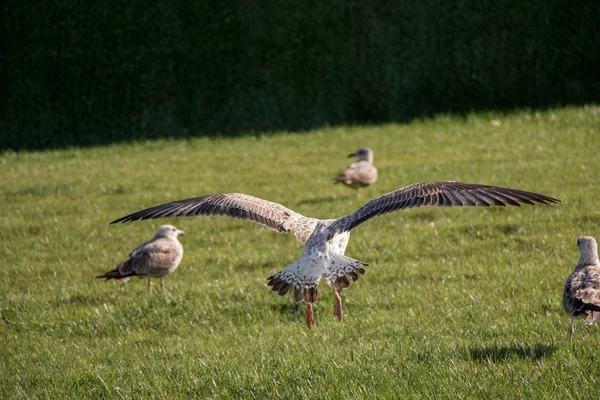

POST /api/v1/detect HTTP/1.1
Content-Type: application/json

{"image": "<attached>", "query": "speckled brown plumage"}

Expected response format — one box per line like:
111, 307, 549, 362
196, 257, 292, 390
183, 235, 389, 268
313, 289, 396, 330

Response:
562, 236, 600, 343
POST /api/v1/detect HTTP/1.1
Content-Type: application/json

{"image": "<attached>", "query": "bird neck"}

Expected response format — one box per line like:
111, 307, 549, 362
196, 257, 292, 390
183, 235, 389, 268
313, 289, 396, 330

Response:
361, 153, 374, 163
579, 252, 600, 266
154, 234, 175, 241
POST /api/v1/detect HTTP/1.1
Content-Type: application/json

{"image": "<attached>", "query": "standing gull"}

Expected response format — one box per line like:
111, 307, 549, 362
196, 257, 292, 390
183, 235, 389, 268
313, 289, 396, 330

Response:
335, 148, 378, 194
97, 224, 185, 292
562, 236, 600, 343
111, 181, 558, 327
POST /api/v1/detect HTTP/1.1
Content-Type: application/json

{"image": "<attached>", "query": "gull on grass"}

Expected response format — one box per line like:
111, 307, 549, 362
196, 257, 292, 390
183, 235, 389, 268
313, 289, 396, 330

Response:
562, 236, 600, 343
334, 148, 378, 195
97, 224, 184, 292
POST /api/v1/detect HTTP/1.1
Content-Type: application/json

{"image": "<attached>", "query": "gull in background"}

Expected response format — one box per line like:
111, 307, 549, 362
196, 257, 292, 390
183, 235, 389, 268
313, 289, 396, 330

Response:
111, 181, 558, 327
335, 148, 378, 194
97, 224, 184, 292
562, 236, 600, 343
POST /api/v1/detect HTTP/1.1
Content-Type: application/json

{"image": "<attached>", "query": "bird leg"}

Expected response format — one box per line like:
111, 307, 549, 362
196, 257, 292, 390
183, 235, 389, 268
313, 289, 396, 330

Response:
328, 281, 343, 322
160, 277, 165, 292
569, 317, 575, 344
306, 302, 314, 329
148, 278, 153, 293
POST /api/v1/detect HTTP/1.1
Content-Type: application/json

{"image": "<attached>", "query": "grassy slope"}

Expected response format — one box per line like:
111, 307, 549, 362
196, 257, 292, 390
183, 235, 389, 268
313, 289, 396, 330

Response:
1, 106, 599, 399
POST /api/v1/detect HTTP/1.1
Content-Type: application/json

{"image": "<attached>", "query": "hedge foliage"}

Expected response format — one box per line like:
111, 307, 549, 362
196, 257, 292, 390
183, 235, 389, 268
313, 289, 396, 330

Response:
3, 0, 600, 150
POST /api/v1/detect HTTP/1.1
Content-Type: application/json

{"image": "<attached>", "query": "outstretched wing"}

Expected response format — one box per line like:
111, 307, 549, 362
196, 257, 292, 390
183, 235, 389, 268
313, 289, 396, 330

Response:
327, 181, 560, 238
111, 193, 319, 243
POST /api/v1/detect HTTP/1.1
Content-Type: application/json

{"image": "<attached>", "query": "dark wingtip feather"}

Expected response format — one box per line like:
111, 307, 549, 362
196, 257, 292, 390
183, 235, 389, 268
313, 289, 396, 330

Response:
110, 211, 150, 224
110, 216, 131, 224
543, 195, 561, 204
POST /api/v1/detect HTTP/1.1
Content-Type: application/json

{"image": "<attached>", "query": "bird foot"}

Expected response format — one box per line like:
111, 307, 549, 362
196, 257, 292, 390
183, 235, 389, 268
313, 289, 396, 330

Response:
306, 303, 314, 329
333, 297, 343, 322
569, 319, 575, 344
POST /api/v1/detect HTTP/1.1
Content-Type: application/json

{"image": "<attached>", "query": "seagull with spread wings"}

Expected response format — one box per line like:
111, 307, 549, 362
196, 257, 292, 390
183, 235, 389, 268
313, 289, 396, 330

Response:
112, 181, 559, 327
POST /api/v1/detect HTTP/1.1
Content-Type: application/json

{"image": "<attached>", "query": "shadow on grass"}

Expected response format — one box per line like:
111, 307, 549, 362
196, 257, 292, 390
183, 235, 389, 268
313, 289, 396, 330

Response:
468, 343, 557, 362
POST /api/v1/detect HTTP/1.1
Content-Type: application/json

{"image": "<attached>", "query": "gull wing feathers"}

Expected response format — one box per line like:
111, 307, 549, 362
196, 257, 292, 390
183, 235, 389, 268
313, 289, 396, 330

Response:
327, 181, 560, 238
111, 193, 318, 243
122, 238, 178, 276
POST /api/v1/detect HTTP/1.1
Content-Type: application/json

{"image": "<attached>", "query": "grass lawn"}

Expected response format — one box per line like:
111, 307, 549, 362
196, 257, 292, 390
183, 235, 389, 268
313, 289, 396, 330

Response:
1, 105, 599, 398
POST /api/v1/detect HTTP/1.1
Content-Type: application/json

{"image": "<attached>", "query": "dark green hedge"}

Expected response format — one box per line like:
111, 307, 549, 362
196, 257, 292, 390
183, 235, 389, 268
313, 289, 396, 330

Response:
3, 0, 600, 150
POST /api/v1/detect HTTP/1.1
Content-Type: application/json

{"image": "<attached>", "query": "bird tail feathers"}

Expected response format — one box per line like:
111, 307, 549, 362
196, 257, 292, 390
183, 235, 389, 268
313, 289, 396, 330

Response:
96, 268, 133, 280
328, 253, 368, 292
266, 254, 368, 302
267, 261, 322, 303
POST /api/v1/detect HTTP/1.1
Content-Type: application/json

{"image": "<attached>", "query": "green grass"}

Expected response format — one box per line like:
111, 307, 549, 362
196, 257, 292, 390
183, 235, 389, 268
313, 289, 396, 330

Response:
1, 105, 600, 399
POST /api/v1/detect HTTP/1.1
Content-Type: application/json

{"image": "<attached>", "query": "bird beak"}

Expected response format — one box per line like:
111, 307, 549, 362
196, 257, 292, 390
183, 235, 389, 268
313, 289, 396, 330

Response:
347, 151, 357, 158
177, 230, 185, 236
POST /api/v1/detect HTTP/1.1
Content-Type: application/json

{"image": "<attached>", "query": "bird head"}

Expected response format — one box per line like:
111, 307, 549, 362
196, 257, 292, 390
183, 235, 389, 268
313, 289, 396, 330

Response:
156, 224, 185, 239
348, 148, 374, 162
